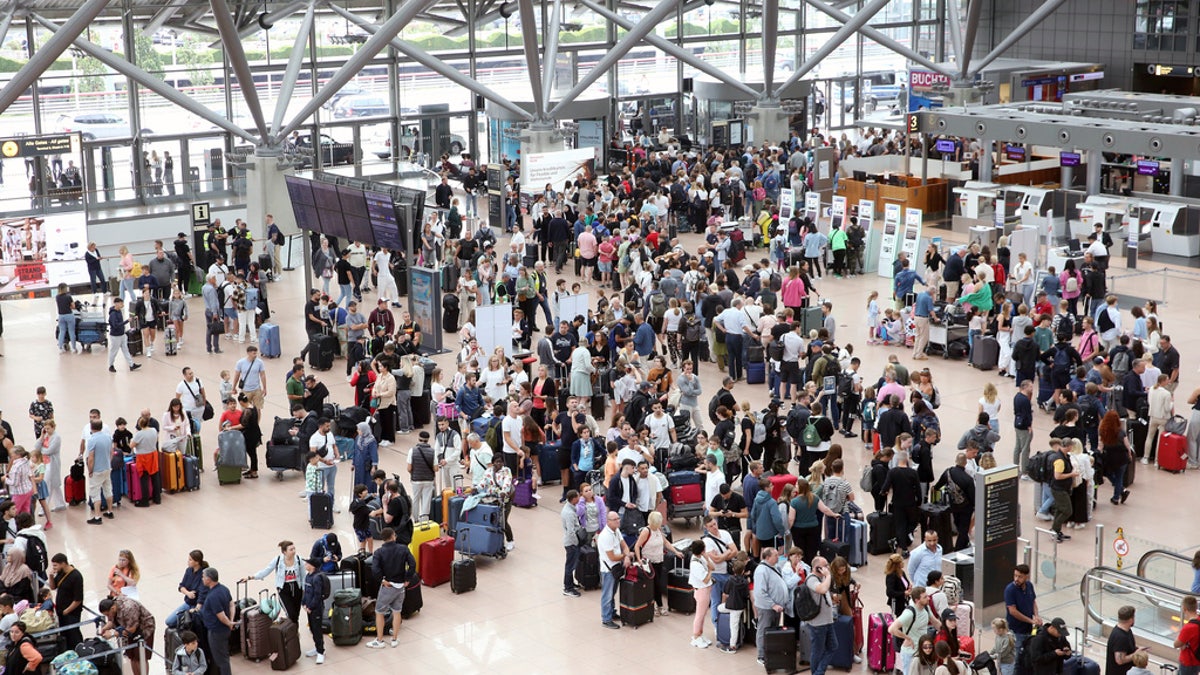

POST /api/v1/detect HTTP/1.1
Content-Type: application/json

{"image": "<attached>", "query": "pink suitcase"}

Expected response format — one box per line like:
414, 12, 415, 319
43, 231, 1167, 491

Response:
125, 459, 144, 503
867, 612, 895, 673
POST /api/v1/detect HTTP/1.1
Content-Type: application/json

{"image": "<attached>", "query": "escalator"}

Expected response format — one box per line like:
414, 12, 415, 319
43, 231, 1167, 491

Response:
1137, 549, 1199, 595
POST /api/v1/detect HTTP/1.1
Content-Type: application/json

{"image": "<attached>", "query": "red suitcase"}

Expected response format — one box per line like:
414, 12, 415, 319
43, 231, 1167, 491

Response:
419, 536, 455, 587
65, 476, 86, 505
670, 483, 702, 505
126, 460, 145, 503
1156, 432, 1188, 473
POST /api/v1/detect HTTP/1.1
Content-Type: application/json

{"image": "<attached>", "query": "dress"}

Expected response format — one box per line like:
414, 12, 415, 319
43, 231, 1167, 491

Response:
42, 432, 64, 510
569, 346, 595, 397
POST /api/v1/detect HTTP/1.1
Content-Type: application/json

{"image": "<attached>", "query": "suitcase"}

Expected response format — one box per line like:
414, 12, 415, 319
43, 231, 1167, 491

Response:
868, 612, 896, 673
339, 553, 380, 600
65, 475, 86, 505
954, 599, 976, 638
451, 557, 477, 594
919, 503, 954, 552
538, 443, 561, 484
182, 452, 201, 491
591, 394, 607, 421
161, 450, 184, 493
432, 488, 454, 528
108, 452, 127, 502
462, 502, 502, 528
164, 324, 178, 356
188, 434, 205, 472
667, 471, 703, 504
266, 441, 304, 474
867, 511, 895, 555
408, 521, 441, 568
801, 306, 824, 334
125, 458, 144, 504
1063, 655, 1100, 675
666, 563, 695, 613
830, 615, 856, 669
576, 545, 601, 590
970, 336, 1000, 370
127, 327, 143, 356
217, 464, 243, 486
747, 361, 766, 384
308, 334, 337, 371
309, 492, 334, 529
1156, 432, 1188, 472
819, 538, 851, 563
241, 603, 273, 661
419, 536, 455, 587
454, 523, 506, 557
748, 344, 765, 363
512, 478, 535, 508
764, 624, 798, 673
847, 518, 868, 567
259, 323, 281, 358
330, 587, 363, 646
163, 628, 184, 666
269, 617, 301, 671
446, 495, 466, 536
401, 577, 423, 618
618, 572, 655, 628
716, 611, 745, 649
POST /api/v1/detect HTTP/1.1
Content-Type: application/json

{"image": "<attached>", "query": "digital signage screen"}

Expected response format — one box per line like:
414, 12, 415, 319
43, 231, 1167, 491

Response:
1060, 152, 1080, 167
1004, 144, 1026, 161
935, 139, 956, 153
366, 190, 402, 250
284, 176, 314, 205
310, 181, 342, 212
1136, 159, 1160, 176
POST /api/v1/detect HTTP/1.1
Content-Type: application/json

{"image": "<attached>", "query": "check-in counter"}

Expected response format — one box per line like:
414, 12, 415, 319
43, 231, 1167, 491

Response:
837, 176, 950, 218
1071, 196, 1133, 242
952, 182, 1002, 233
1144, 201, 1199, 257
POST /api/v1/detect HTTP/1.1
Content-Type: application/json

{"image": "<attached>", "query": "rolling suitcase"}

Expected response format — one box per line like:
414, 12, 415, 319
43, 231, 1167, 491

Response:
401, 576, 423, 618
970, 336, 1000, 370
830, 615, 856, 669
618, 571, 655, 628
217, 429, 247, 485
666, 559, 695, 613
591, 394, 607, 421
512, 478, 535, 508
1156, 432, 1188, 472
182, 451, 201, 491
801, 306, 824, 334
65, 475, 87, 505
408, 521, 441, 568
954, 599, 976, 637
269, 617, 301, 671
308, 334, 337, 371
538, 444, 561, 484
241, 602, 273, 661
576, 545, 601, 590
867, 511, 895, 555
126, 327, 143, 356
847, 518, 868, 567
454, 523, 505, 557
1063, 655, 1100, 675
259, 323, 281, 358
125, 458, 145, 505
868, 613, 896, 673
764, 622, 798, 673
309, 492, 334, 529
330, 588, 363, 646
447, 495, 466, 537
451, 557, 477, 594
164, 324, 178, 356
266, 441, 304, 474
747, 361, 766, 384
462, 502, 502, 528
161, 450, 184, 493
919, 503, 954, 552
419, 536, 455, 587
716, 611, 742, 649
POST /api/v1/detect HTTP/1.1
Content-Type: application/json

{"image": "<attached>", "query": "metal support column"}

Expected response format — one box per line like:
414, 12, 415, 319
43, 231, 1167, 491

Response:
970, 0, 1068, 76
1086, 150, 1102, 195
761, 0, 779, 94
935, 0, 947, 63
0, 0, 109, 114
1170, 158, 1183, 196
516, 0, 545, 118
210, 0, 271, 138
958, 0, 983, 77
947, 0, 964, 64
272, 1, 315, 136
0, 10, 15, 56
980, 137, 993, 181
542, 0, 562, 108
775, 0, 891, 98
803, 0, 958, 79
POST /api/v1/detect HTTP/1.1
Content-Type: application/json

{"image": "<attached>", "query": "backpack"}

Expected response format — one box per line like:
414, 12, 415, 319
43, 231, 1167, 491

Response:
859, 464, 874, 492
802, 417, 821, 447
1053, 314, 1074, 343
836, 372, 854, 399
684, 316, 703, 344
752, 416, 767, 444
768, 340, 784, 362
708, 394, 723, 425
624, 284, 644, 310
1111, 349, 1132, 378
691, 192, 706, 212
484, 418, 503, 453
18, 534, 47, 582
1077, 395, 1101, 428
1052, 345, 1073, 373
940, 471, 966, 505
1025, 450, 1054, 483
1188, 619, 1200, 662
969, 426, 995, 452
215, 282, 228, 308
942, 575, 963, 606
794, 583, 822, 621
763, 170, 780, 193
1065, 272, 1080, 294
769, 272, 782, 292
648, 292, 667, 319
1096, 307, 1115, 333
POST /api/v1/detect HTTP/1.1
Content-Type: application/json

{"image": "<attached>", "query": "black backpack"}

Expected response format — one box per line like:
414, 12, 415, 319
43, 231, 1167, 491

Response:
794, 583, 822, 621
1053, 314, 1075, 343
683, 316, 703, 344
708, 393, 724, 425
1025, 450, 1055, 483
18, 534, 47, 582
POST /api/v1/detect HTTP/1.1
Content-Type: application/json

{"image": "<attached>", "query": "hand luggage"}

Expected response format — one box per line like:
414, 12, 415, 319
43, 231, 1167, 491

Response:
618, 570, 655, 628
462, 502, 502, 528
164, 324, 178, 356
452, 557, 477, 594
229, 580, 257, 656
970, 336, 1000, 370
576, 544, 601, 590
919, 503, 953, 551
716, 611, 742, 649
188, 434, 205, 472
259, 322, 281, 358
591, 394, 607, 421
854, 600, 866, 653
163, 628, 184, 666
434, 487, 455, 528
666, 559, 695, 613
667, 471, 703, 505
75, 636, 119, 672
269, 617, 301, 671
266, 441, 304, 474
454, 523, 506, 557
125, 458, 144, 505
867, 511, 895, 555
1156, 431, 1188, 472
340, 553, 380, 600
217, 430, 247, 485
748, 344, 765, 363
109, 452, 127, 502
955, 599, 976, 639
401, 576, 423, 618
241, 602, 274, 661
330, 587, 364, 646
408, 521, 441, 568
308, 334, 337, 371
764, 622, 798, 673
127, 327, 143, 356
747, 361, 766, 384
868, 612, 896, 673
801, 306, 824, 334
538, 444, 561, 483
309, 492, 334, 529
447, 495, 466, 536
271, 417, 298, 445
419, 536, 454, 587
512, 477, 536, 508
1063, 655, 1100, 675
847, 517, 868, 567
830, 614, 857, 669
161, 450, 184, 493
65, 475, 86, 505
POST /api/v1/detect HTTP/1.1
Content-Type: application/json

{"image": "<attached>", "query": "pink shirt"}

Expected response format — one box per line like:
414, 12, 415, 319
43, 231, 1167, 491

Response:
780, 277, 807, 307
877, 381, 906, 403
578, 232, 598, 259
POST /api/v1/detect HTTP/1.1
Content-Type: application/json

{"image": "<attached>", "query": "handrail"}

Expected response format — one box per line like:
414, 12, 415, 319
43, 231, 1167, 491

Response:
1079, 566, 1191, 653
1137, 549, 1194, 581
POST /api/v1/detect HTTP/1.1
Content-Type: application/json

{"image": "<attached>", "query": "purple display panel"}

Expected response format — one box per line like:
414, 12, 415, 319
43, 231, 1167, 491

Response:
366, 190, 402, 250
1059, 152, 1080, 167
935, 139, 956, 153
1136, 160, 1159, 176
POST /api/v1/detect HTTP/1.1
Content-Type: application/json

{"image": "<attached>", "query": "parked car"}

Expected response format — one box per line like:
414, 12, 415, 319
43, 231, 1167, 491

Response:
292, 133, 355, 167
370, 125, 465, 159
331, 94, 390, 119
321, 84, 366, 111
55, 112, 151, 140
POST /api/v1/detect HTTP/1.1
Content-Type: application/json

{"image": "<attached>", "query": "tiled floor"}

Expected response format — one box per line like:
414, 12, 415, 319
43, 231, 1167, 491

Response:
3, 222, 1199, 673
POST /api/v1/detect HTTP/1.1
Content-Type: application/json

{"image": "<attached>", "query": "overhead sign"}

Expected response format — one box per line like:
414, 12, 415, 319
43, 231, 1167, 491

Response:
521, 148, 597, 193
1069, 71, 1104, 83
0, 133, 80, 158
1060, 151, 1081, 167
909, 69, 951, 91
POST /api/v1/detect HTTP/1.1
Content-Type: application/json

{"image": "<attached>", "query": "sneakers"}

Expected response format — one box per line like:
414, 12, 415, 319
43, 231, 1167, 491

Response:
102, 511, 114, 519
1140, 458, 1149, 465
390, 640, 398, 648
333, 507, 342, 514
1020, 475, 1033, 482
365, 640, 386, 649
130, 363, 141, 370
690, 637, 710, 649
379, 440, 392, 447
315, 653, 325, 665
718, 645, 737, 654
505, 541, 515, 552
86, 517, 102, 525
562, 588, 581, 597
1120, 489, 1130, 504
305, 649, 319, 657
1053, 532, 1071, 543
601, 621, 621, 630
1035, 512, 1052, 521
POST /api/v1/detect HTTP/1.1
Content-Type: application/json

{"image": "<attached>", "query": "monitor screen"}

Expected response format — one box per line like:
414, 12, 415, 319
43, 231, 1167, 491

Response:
1060, 151, 1081, 167
293, 204, 320, 232
337, 184, 369, 218
310, 181, 342, 212
1004, 144, 1025, 161
1136, 159, 1160, 176
284, 176, 314, 205
316, 208, 348, 240
366, 190, 402, 250
935, 139, 956, 153
344, 215, 374, 247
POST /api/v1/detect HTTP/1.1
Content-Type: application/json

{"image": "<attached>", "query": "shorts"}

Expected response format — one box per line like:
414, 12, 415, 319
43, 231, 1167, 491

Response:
88, 469, 113, 502
376, 582, 406, 614
598, 261, 612, 273
36, 480, 48, 500
223, 308, 237, 320
354, 528, 370, 543
556, 445, 571, 469
1051, 372, 1071, 389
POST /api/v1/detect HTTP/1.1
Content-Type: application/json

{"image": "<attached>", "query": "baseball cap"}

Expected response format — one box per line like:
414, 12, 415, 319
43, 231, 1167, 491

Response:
1049, 618, 1067, 631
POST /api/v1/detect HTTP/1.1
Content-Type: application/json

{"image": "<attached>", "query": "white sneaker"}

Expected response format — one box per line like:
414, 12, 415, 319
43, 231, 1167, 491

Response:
1035, 512, 1052, 521
1020, 475, 1032, 482
1140, 458, 1149, 465
315, 653, 325, 665
58, 348, 65, 354
305, 649, 318, 658
299, 491, 308, 498
379, 440, 392, 447
505, 542, 515, 551
73, 346, 81, 353
333, 507, 342, 514
701, 637, 713, 647
390, 640, 398, 648
365, 640, 386, 649
691, 637, 709, 648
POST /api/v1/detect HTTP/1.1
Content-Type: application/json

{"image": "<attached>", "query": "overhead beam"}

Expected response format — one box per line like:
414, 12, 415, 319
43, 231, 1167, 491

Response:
774, 0, 891, 99
549, 0, 678, 117
444, 4, 504, 37
946, 0, 963, 65
210, 0, 270, 138
516, 0, 545, 118
957, 0, 982, 77
0, 0, 109, 115
541, 0, 562, 112
276, 0, 430, 141
239, 0, 306, 38
143, 0, 188, 36
29, 13, 258, 144
328, 3, 535, 121
969, 0, 1069, 77
0, 9, 14, 55
802, 0, 958, 79
577, 0, 758, 99
272, 0, 315, 136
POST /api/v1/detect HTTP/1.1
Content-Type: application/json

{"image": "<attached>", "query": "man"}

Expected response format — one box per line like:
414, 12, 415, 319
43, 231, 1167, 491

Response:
907, 530, 942, 586
701, 514, 737, 625
1174, 595, 1200, 675
1005, 564, 1041, 655
752, 546, 791, 663
1028, 618, 1072, 675
890, 586, 942, 675
678, 360, 705, 434
200, 275, 223, 354
1156, 334, 1181, 393
911, 287, 935, 360
1102, 606, 1144, 675
176, 368, 208, 433
701, 454, 726, 516
942, 247, 964, 301
500, 402, 524, 476
645, 401, 676, 454
106, 297, 141, 373
597, 511, 630, 629
344, 301, 368, 376
708, 484, 747, 553
365, 525, 414, 649
805, 555, 838, 675
227, 348, 266, 413
880, 450, 921, 554
302, 375, 330, 414
98, 594, 156, 675
84, 420, 115, 525
309, 417, 341, 511
48, 553, 84, 650
633, 460, 662, 523
893, 258, 925, 311
606, 459, 639, 515
1014, 380, 1034, 477
465, 433, 492, 486
1097, 295, 1122, 353
407, 431, 437, 521
373, 248, 400, 308
716, 298, 753, 381
199, 567, 235, 675
933, 453, 975, 552
147, 245, 176, 301
368, 299, 395, 338
561, 489, 584, 598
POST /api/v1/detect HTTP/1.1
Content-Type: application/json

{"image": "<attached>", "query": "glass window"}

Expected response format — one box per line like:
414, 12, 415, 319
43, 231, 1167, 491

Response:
1135, 0, 1190, 51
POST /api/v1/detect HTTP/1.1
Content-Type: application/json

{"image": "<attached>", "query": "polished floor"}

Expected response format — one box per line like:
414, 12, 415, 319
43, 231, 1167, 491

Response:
3, 221, 1199, 674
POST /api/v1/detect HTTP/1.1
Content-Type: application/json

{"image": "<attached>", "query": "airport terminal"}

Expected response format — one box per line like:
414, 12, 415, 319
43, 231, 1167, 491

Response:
0, 0, 1199, 672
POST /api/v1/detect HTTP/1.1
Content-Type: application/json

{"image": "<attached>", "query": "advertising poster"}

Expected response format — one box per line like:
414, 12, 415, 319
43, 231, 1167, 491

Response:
779, 189, 795, 221
521, 148, 597, 193
0, 212, 89, 296
407, 266, 443, 354
804, 192, 821, 222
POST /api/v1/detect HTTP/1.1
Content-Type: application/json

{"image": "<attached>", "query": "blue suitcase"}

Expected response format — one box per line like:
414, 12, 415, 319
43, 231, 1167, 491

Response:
454, 523, 505, 557
716, 611, 742, 649
538, 442, 561, 484
847, 518, 868, 567
829, 614, 856, 669
746, 361, 766, 384
462, 502, 502, 528
447, 496, 466, 536
259, 323, 281, 358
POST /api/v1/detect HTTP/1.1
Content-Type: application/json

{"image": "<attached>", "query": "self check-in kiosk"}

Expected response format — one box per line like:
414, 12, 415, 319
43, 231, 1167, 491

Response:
1071, 196, 1133, 242
1141, 201, 1198, 256
1010, 186, 1061, 236
952, 182, 1002, 232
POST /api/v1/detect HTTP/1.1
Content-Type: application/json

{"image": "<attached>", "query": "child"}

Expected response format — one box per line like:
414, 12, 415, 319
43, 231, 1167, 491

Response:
305, 451, 323, 499
966, 308, 983, 364
880, 309, 902, 345
989, 618, 1015, 675
170, 630, 208, 675
28, 447, 51, 530
36, 587, 53, 613
349, 484, 376, 554
716, 557, 751, 653
219, 370, 234, 404
861, 386, 877, 445
1128, 651, 1153, 675
866, 291, 880, 344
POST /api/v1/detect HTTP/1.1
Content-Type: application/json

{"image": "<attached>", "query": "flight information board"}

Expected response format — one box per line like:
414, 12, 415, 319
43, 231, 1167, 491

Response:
366, 190, 402, 250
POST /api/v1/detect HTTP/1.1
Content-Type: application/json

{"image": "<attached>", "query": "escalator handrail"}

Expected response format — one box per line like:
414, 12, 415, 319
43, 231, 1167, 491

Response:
1136, 549, 1193, 580
1079, 566, 1193, 646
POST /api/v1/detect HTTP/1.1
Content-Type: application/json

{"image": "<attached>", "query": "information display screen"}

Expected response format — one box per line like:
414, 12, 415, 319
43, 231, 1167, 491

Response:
1137, 159, 1160, 176
366, 190, 402, 250
310, 181, 342, 212
338, 185, 374, 245
1060, 151, 1081, 167
935, 139, 956, 153
284, 176, 314, 205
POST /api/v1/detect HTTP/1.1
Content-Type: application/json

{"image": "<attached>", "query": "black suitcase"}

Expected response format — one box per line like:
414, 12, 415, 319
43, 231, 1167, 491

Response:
266, 441, 303, 472
451, 558, 476, 594
309, 334, 337, 371
591, 394, 607, 421
538, 444, 561, 484
919, 502, 954, 552
126, 327, 143, 356
401, 577, 423, 618
442, 294, 460, 333
867, 511, 896, 555
666, 565, 695, 613
309, 492, 334, 529
441, 265, 460, 293
747, 343, 765, 363
619, 573, 654, 628
576, 545, 601, 590
970, 336, 1000, 370
1127, 418, 1149, 461
819, 539, 850, 562
764, 625, 798, 673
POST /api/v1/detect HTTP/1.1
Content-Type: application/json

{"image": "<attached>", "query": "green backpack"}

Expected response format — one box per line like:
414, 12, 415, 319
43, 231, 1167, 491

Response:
802, 416, 821, 446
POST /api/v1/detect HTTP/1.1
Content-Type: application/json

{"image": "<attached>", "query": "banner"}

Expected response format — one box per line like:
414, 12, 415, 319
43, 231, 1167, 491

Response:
0, 213, 89, 297
521, 148, 597, 193
475, 303, 514, 356
407, 266, 443, 354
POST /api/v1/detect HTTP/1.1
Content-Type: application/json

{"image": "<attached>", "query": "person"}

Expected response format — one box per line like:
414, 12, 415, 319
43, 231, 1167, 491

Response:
752, 546, 791, 663
48, 553, 84, 651
98, 594, 156, 675
1174, 595, 1200, 675
232, 345, 267, 410
310, 533, 343, 575
107, 549, 140, 600
170, 630, 208, 675
890, 586, 942, 675
407, 431, 438, 520
884, 553, 911, 617
245, 540, 305, 623
1046, 438, 1077, 543
165, 550, 208, 629
805, 555, 838, 675
908, 530, 943, 586
687, 539, 714, 648
1099, 411, 1133, 505
1004, 564, 1040, 656
0, 549, 35, 605
84, 420, 114, 525
300, 556, 327, 664
932, 453, 975, 551
1106, 606, 1146, 675
1027, 618, 1072, 675
199, 567, 235, 675
366, 526, 416, 648
106, 297, 141, 373
4, 622, 42, 673
561, 489, 585, 598
597, 510, 630, 629
880, 450, 921, 554
911, 635, 940, 675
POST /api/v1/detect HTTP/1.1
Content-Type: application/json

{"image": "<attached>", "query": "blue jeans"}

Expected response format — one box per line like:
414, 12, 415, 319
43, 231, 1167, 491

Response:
809, 621, 838, 675
725, 334, 744, 381
57, 313, 76, 350
564, 545, 579, 591
1106, 468, 1126, 502
709, 573, 729, 624
88, 267, 105, 294
465, 192, 477, 216
165, 602, 192, 628
1037, 482, 1053, 516
600, 569, 616, 623
537, 296, 554, 327
320, 463, 338, 504
336, 283, 353, 308
820, 393, 839, 431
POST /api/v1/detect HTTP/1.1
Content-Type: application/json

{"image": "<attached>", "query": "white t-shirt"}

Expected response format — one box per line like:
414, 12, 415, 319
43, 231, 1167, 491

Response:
616, 446, 647, 467
597, 526, 623, 571
500, 415, 523, 455
688, 558, 712, 589
978, 397, 1001, 421
635, 473, 661, 512
177, 378, 204, 410
705, 469, 726, 513
702, 529, 735, 574
645, 413, 675, 450
372, 250, 391, 273
309, 431, 337, 459
663, 308, 684, 332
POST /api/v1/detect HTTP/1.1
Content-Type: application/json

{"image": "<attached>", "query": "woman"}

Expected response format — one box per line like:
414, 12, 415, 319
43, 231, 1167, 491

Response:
781, 266, 807, 317
1065, 438, 1093, 529
910, 635, 939, 675
162, 398, 189, 454
420, 221, 437, 267
5, 621, 43, 673
995, 299, 1014, 375
978, 383, 1002, 434
575, 482, 607, 540
1100, 411, 1132, 505
688, 539, 714, 648
0, 549, 36, 604
481, 355, 509, 403
130, 417, 159, 506
373, 361, 398, 446
354, 421, 380, 489
350, 360, 377, 409
39, 420, 65, 511
165, 550, 209, 629
634, 511, 685, 617
789, 478, 838, 565
313, 237, 335, 294
1187, 385, 1200, 469
118, 245, 135, 302
395, 356, 416, 436
1076, 317, 1100, 363
913, 369, 941, 410
647, 356, 673, 396
168, 287, 188, 348
869, 447, 893, 512
245, 540, 306, 623
713, 406, 737, 470
133, 287, 162, 356
28, 447, 50, 529
924, 243, 945, 286
530, 365, 556, 430
238, 393, 262, 479
736, 402, 760, 479
884, 553, 911, 617
569, 340, 596, 398
4, 447, 34, 515
663, 298, 685, 365
829, 555, 859, 655
107, 550, 141, 600
522, 414, 545, 486
910, 400, 939, 447
1060, 259, 1083, 316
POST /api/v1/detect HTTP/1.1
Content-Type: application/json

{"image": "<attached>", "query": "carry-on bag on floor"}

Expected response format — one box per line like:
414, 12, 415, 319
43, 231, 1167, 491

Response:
1063, 654, 1100, 675
847, 517, 868, 567
970, 336, 1000, 370
241, 601, 274, 661
408, 521, 441, 568
1157, 431, 1188, 472
454, 523, 506, 558
919, 502, 954, 552
462, 502, 502, 528
747, 361, 766, 384
513, 478, 536, 508
309, 492, 334, 529
830, 614, 857, 669
451, 557, 476, 594
330, 587, 364, 646
259, 323, 281, 358
266, 441, 304, 475
269, 617, 301, 671
868, 612, 896, 673
666, 558, 695, 613
618, 569, 655, 628
401, 576, 423, 618
161, 450, 184, 493
419, 536, 454, 588
125, 459, 144, 505
576, 545, 601, 590
867, 511, 895, 556
308, 334, 337, 371
217, 430, 247, 485
764, 619, 798, 673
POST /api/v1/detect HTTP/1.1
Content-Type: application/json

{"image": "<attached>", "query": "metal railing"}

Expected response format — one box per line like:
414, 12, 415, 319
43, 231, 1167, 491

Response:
1137, 549, 1197, 593
1079, 566, 1191, 658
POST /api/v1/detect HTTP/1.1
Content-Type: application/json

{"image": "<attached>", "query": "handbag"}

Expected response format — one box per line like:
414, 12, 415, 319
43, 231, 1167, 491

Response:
1164, 414, 1189, 436
201, 400, 215, 421
210, 317, 225, 335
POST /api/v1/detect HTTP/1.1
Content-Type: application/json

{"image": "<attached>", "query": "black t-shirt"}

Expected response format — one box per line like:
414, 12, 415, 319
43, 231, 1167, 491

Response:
1106, 625, 1136, 675
174, 239, 191, 267
710, 492, 746, 532
1159, 346, 1180, 377
55, 292, 73, 315
53, 568, 84, 621
335, 259, 354, 285
551, 332, 576, 364
304, 300, 323, 334
385, 493, 413, 544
